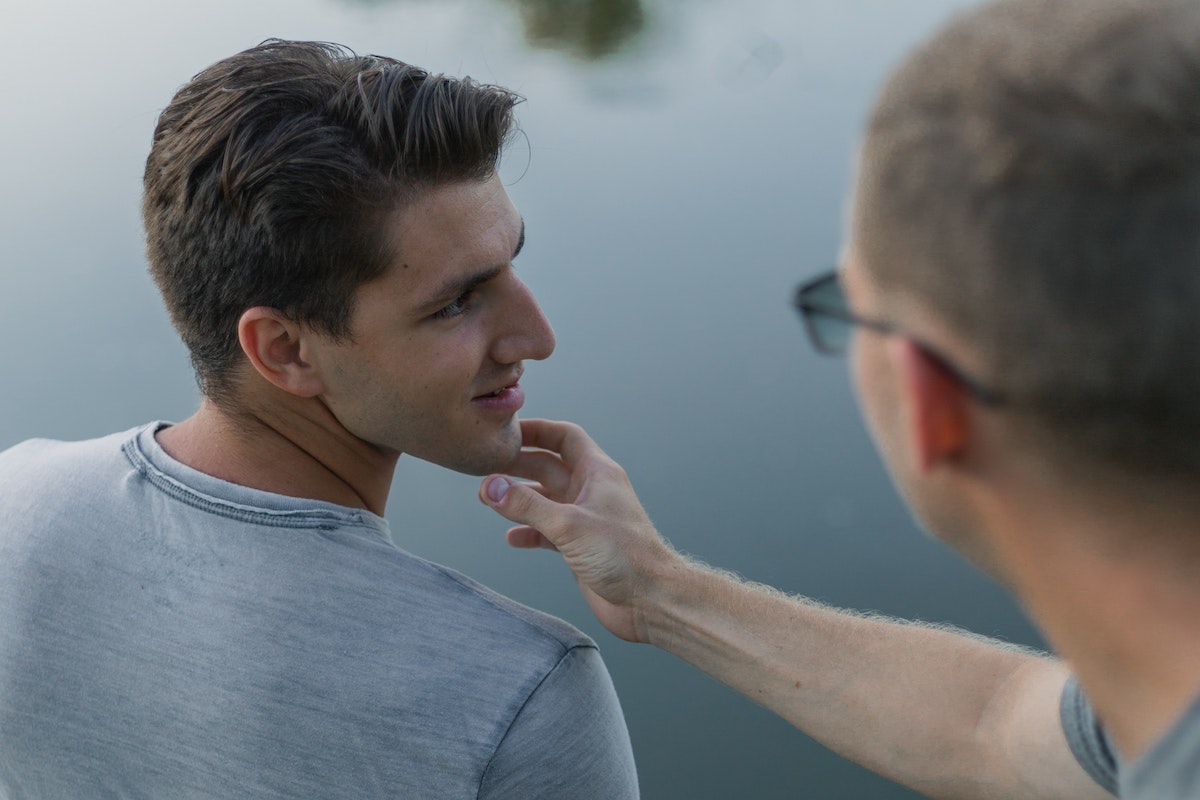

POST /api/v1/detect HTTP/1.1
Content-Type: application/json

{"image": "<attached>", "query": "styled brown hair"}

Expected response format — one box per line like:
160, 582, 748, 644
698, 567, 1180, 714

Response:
855, 0, 1200, 477
143, 40, 521, 405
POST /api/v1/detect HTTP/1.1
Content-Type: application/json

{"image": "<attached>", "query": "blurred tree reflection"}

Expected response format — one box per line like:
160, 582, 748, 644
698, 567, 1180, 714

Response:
335, 0, 646, 61
507, 0, 644, 60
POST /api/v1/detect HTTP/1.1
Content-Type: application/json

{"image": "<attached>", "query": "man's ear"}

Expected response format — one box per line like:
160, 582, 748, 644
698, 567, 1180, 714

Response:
237, 307, 326, 398
892, 338, 970, 474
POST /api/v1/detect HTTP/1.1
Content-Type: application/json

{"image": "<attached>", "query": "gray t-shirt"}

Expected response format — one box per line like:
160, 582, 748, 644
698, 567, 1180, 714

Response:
1061, 674, 1200, 798
0, 424, 638, 799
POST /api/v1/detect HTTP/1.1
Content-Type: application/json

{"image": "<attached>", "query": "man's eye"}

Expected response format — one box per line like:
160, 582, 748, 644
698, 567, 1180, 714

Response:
433, 291, 472, 320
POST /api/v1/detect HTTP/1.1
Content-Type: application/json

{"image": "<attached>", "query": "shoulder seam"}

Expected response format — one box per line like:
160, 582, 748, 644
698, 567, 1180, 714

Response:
430, 562, 595, 649
475, 644, 597, 799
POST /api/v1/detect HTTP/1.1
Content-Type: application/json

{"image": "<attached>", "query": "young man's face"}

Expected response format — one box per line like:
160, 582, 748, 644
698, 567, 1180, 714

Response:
304, 173, 555, 475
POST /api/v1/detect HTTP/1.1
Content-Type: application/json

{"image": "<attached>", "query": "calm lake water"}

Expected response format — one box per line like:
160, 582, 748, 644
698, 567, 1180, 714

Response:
2, 1, 1044, 797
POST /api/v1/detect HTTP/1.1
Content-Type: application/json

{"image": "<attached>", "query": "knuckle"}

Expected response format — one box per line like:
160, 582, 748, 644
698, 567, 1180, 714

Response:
508, 486, 534, 513
594, 458, 629, 484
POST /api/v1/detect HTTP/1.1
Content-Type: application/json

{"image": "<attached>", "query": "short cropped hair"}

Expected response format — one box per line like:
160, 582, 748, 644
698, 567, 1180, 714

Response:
855, 0, 1200, 478
143, 40, 521, 405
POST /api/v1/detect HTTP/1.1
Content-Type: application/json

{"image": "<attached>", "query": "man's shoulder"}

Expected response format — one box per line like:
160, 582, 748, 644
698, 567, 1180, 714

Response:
1122, 690, 1200, 799
396, 553, 598, 657
0, 425, 144, 484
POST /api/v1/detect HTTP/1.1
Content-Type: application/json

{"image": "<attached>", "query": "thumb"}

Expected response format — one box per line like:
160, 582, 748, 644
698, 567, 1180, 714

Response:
479, 476, 563, 542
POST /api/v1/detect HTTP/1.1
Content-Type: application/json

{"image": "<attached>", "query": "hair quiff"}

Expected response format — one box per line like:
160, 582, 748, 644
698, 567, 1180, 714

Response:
143, 40, 522, 406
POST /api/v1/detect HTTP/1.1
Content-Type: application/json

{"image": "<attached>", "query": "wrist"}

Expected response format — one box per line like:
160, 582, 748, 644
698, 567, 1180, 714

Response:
632, 547, 706, 649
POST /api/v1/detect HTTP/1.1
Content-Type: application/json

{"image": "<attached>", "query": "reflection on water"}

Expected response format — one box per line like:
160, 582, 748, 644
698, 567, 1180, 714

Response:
338, 0, 645, 60
509, 0, 644, 60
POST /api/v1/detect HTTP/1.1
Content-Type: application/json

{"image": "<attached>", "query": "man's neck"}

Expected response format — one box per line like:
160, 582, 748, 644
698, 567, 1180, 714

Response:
156, 393, 398, 517
986, 477, 1200, 761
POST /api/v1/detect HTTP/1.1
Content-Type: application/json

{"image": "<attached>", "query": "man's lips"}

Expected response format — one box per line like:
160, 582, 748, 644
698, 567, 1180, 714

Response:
471, 382, 525, 413
473, 381, 517, 399
473, 368, 523, 401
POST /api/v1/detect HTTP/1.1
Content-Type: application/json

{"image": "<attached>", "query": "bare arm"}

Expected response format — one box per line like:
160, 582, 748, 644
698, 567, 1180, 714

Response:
479, 419, 1112, 800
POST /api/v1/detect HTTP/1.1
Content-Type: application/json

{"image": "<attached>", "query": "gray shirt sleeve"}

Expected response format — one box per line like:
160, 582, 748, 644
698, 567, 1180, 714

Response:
1060, 674, 1119, 796
479, 645, 639, 799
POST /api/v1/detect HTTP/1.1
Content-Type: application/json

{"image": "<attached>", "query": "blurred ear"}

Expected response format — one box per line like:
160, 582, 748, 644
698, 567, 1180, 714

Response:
237, 307, 326, 398
893, 338, 970, 474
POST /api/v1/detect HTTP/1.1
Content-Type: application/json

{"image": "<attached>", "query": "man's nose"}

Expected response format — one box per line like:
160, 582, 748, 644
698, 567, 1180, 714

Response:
492, 276, 556, 365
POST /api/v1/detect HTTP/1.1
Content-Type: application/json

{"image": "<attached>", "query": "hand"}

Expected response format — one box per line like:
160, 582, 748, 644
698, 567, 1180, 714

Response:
479, 419, 679, 643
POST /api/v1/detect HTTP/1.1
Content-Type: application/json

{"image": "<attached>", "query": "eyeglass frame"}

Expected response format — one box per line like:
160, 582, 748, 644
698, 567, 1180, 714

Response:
792, 269, 1006, 407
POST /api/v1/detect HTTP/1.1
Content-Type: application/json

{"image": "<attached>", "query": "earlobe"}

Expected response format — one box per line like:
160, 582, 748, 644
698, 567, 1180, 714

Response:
237, 307, 327, 397
893, 338, 970, 473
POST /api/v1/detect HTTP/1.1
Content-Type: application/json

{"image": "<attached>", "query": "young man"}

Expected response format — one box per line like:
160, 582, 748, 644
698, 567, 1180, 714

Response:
0, 41, 637, 798
480, 1, 1200, 798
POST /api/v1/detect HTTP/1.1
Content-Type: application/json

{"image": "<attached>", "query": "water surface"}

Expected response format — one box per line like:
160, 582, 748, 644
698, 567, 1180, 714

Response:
1, 1, 1042, 796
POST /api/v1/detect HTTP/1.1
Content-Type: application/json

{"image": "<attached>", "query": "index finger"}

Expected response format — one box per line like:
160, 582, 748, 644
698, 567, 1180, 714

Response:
519, 419, 608, 467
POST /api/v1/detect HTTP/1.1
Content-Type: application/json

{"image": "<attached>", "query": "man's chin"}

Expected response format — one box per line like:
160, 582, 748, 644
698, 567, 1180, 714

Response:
418, 426, 523, 477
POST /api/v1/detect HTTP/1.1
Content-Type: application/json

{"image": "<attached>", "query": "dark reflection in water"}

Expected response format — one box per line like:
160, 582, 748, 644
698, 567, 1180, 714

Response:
510, 0, 644, 60
338, 0, 645, 60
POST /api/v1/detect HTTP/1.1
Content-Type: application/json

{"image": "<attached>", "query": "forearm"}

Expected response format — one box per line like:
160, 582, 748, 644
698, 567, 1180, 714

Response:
480, 420, 1105, 798
640, 555, 1089, 799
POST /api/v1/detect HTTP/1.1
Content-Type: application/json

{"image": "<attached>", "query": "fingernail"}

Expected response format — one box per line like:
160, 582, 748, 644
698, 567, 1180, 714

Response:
486, 477, 511, 503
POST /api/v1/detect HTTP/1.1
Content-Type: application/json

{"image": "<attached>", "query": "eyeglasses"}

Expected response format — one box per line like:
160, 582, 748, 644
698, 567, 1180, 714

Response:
792, 270, 1005, 407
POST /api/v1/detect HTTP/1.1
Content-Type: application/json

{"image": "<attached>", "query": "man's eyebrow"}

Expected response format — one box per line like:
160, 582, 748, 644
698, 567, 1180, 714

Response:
417, 265, 504, 314
412, 218, 526, 315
